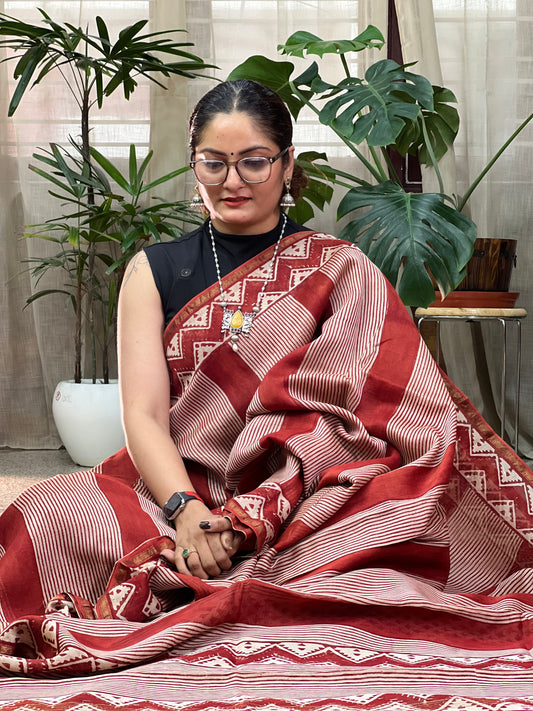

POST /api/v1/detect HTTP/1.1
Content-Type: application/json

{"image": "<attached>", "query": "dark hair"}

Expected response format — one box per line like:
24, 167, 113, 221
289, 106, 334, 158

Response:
189, 80, 307, 201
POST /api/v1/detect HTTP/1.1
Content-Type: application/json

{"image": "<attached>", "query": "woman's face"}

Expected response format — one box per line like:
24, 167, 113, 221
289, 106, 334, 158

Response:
194, 111, 294, 235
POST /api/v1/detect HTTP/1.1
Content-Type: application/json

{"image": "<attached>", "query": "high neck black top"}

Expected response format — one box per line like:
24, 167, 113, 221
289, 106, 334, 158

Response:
144, 214, 307, 327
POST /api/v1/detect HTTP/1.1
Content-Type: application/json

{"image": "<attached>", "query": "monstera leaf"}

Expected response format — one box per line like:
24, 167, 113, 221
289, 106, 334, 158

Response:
394, 86, 459, 163
289, 151, 336, 223
229, 46, 458, 171
227, 56, 309, 119
278, 26, 385, 58
229, 28, 473, 308
337, 182, 477, 306
318, 59, 435, 146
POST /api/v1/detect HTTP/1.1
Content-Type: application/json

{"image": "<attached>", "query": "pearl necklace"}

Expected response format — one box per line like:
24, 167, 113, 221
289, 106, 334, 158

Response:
208, 213, 288, 352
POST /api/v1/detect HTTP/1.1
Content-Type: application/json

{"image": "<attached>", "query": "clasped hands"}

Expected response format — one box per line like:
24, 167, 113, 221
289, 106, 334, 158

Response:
160, 500, 244, 579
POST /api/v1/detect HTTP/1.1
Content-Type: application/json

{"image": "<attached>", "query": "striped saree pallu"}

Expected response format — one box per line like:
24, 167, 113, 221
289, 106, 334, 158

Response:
1, 231, 533, 687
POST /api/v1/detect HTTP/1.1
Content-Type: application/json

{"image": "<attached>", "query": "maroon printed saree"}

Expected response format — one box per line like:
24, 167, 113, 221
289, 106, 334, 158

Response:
1, 231, 533, 709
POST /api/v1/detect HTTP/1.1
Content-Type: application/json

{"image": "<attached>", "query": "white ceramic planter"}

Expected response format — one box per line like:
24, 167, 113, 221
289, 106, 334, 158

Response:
52, 379, 126, 467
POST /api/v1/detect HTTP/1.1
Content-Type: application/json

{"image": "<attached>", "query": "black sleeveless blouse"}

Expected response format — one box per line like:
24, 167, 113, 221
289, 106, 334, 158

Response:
144, 214, 306, 327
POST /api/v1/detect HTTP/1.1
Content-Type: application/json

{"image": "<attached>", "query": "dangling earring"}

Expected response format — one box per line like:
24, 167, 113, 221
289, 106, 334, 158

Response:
190, 185, 205, 210
280, 177, 295, 209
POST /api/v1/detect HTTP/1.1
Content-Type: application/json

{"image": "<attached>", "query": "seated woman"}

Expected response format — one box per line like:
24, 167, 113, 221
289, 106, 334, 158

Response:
1, 80, 533, 680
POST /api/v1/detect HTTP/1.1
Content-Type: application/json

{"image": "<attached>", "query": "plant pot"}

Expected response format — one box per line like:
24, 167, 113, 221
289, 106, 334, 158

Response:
456, 237, 517, 291
52, 380, 126, 467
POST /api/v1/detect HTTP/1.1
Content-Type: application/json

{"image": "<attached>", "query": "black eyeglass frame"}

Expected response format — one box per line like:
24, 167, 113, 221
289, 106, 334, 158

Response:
190, 146, 290, 185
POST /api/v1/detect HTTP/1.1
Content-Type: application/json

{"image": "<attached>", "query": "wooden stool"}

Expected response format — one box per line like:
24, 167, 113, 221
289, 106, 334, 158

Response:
415, 307, 527, 451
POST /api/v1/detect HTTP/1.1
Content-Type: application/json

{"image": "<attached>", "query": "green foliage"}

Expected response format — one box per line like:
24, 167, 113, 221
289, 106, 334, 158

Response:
23, 141, 202, 378
289, 151, 335, 224
399, 86, 460, 164
0, 9, 212, 381
0, 9, 214, 115
279, 26, 385, 57
317, 60, 434, 146
228, 26, 476, 306
337, 182, 476, 305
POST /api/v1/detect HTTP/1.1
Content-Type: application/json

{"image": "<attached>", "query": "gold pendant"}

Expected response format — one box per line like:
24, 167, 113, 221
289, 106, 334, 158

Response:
221, 307, 255, 337
230, 310, 244, 330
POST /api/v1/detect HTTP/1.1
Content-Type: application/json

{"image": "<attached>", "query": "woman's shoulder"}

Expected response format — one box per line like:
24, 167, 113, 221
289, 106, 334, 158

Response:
287, 226, 356, 252
143, 225, 206, 286
288, 229, 383, 277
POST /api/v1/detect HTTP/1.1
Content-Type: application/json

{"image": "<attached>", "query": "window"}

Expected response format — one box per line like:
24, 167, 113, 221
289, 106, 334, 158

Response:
2, 2, 152, 160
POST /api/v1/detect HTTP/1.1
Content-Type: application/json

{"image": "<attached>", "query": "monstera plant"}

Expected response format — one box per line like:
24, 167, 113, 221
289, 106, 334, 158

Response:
228, 25, 477, 307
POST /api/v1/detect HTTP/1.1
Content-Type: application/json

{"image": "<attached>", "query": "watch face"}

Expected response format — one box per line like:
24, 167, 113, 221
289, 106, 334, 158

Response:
163, 492, 185, 519
163, 492, 201, 520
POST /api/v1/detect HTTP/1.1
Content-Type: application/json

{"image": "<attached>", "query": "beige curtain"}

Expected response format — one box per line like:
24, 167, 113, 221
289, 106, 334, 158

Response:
6, 0, 530, 456
149, 1, 189, 198
0, 0, 79, 447
0, 0, 189, 448
1, 0, 377, 448
396, 0, 533, 456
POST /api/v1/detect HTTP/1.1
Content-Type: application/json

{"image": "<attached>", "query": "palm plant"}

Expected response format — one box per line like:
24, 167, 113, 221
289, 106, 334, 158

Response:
0, 9, 212, 381
24, 142, 202, 382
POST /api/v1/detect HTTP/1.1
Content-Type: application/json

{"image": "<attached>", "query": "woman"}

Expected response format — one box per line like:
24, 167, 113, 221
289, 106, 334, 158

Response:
1, 81, 533, 680
118, 80, 309, 580
117, 78, 453, 585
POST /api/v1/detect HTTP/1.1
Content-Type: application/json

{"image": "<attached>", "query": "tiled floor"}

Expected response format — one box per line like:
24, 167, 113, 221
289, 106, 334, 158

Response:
0, 448, 82, 513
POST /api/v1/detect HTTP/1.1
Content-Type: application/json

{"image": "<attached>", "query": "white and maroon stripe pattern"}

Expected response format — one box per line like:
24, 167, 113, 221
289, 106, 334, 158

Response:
3, 643, 533, 711
168, 240, 456, 557
2, 231, 533, 695
14, 471, 125, 605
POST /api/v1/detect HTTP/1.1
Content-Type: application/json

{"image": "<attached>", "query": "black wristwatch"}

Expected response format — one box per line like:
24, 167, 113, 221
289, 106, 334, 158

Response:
163, 491, 203, 521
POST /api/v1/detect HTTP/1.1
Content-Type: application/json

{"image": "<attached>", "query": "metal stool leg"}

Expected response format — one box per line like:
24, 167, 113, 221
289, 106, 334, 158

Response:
415, 310, 526, 453
515, 318, 522, 452
498, 318, 507, 443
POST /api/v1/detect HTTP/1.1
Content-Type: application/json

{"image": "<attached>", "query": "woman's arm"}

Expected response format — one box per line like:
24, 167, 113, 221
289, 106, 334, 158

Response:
118, 251, 240, 577
118, 252, 190, 504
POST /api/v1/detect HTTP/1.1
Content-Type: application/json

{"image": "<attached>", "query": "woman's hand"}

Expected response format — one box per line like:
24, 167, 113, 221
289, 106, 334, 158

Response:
160, 501, 243, 579
199, 515, 244, 558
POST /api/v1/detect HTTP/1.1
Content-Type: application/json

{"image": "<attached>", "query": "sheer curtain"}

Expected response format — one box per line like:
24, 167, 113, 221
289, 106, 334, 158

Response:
6, 1, 531, 455
0, 0, 181, 448
2, 0, 383, 448
396, 0, 533, 456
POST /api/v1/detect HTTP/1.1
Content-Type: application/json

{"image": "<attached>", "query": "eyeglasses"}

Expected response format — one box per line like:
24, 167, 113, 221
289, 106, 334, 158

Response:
190, 146, 290, 185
